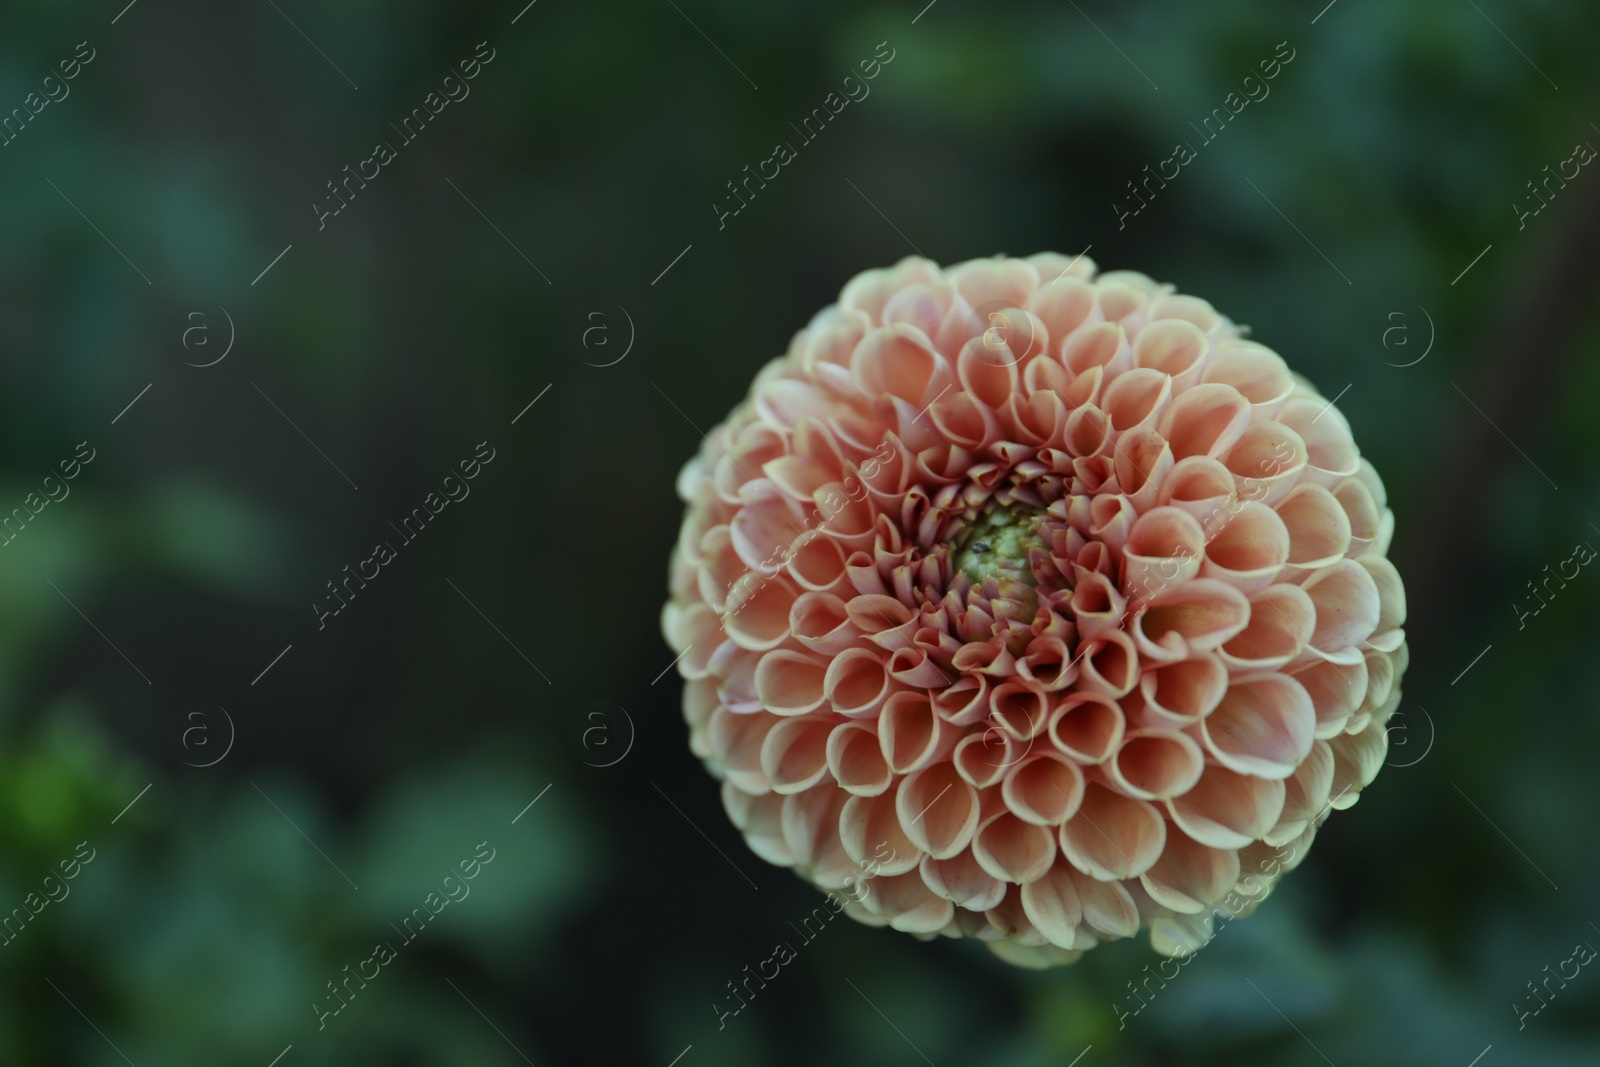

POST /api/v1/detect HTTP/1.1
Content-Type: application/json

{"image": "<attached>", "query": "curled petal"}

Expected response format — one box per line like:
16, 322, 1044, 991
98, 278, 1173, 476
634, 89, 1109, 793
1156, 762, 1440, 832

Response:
1123, 506, 1206, 599
1019, 861, 1083, 949
1290, 657, 1368, 739
868, 870, 957, 934
1139, 832, 1240, 914
919, 850, 1006, 912
823, 647, 892, 718
781, 786, 855, 887
1048, 692, 1125, 764
1139, 653, 1229, 727
1219, 583, 1316, 670
1280, 396, 1361, 486
1202, 340, 1293, 415
1132, 318, 1211, 390
840, 788, 922, 877
827, 722, 893, 796
1102, 367, 1172, 434
1158, 382, 1252, 460
790, 592, 857, 655
851, 324, 951, 406
974, 810, 1058, 884
1224, 421, 1308, 506
1265, 739, 1335, 846
1079, 631, 1140, 699
1106, 729, 1205, 801
896, 763, 981, 860
1071, 571, 1129, 640
723, 781, 794, 866
1114, 429, 1177, 514
1059, 782, 1166, 881
1168, 765, 1287, 850
1131, 579, 1252, 663
709, 707, 783, 793
1302, 558, 1382, 658
953, 727, 1028, 789
879, 692, 956, 774
1199, 673, 1316, 779
1002, 752, 1086, 826
1158, 455, 1238, 526
1070, 867, 1141, 939
1201, 501, 1290, 595
755, 650, 829, 716
1275, 483, 1352, 573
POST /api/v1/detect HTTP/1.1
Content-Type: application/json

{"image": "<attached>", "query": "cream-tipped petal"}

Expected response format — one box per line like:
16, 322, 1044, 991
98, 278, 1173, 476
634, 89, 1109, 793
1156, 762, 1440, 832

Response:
1264, 738, 1335, 846
823, 647, 892, 718
1048, 692, 1125, 764
827, 722, 893, 796
1069, 867, 1141, 939
1107, 729, 1205, 801
879, 692, 956, 774
1219, 583, 1316, 670
1139, 831, 1240, 914
1159, 382, 1252, 460
1123, 506, 1206, 598
1002, 752, 1086, 826
708, 707, 783, 794
1019, 860, 1083, 949
1114, 429, 1177, 515
919, 849, 1007, 912
870, 870, 958, 933
1275, 483, 1351, 571
1059, 782, 1166, 881
1223, 421, 1308, 506
1202, 340, 1293, 415
985, 886, 1050, 946
1102, 367, 1172, 434
1078, 631, 1141, 698
724, 781, 795, 867
761, 716, 835, 794
1132, 318, 1211, 389
974, 810, 1059, 884
896, 763, 981, 860
755, 649, 830, 716
1290, 658, 1368, 740
1201, 501, 1291, 594
1158, 455, 1238, 526
1302, 557, 1382, 657
1140, 654, 1229, 726
840, 788, 922, 877
782, 785, 855, 886
1200, 673, 1316, 779
1132, 579, 1252, 662
790, 592, 858, 655
1168, 765, 1287, 849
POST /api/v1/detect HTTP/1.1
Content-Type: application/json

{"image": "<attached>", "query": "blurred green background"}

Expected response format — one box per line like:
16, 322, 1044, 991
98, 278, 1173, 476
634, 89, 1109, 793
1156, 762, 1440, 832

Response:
1, 0, 1598, 1063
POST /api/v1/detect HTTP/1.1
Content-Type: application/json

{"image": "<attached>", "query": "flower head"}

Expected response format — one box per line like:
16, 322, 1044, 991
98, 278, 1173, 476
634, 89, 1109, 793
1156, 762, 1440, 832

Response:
662, 254, 1406, 967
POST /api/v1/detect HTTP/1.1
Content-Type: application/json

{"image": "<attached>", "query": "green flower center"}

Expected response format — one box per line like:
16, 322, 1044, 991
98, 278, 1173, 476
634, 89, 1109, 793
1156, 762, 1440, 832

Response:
953, 503, 1046, 595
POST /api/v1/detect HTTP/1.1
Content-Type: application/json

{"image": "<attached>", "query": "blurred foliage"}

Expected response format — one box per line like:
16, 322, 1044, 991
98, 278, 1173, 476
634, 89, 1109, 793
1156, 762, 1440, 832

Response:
1, 0, 1598, 1064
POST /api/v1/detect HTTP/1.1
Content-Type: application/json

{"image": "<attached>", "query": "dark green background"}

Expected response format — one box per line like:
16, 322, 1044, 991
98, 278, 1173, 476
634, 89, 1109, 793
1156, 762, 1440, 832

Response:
1, 0, 1597, 1063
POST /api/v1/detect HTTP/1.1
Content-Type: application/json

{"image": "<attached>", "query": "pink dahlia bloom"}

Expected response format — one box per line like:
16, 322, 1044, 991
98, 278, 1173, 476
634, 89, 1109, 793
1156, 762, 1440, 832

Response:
662, 254, 1407, 968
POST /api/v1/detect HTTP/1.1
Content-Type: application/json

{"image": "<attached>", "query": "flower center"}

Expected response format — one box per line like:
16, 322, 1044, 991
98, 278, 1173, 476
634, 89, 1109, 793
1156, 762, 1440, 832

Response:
953, 502, 1047, 609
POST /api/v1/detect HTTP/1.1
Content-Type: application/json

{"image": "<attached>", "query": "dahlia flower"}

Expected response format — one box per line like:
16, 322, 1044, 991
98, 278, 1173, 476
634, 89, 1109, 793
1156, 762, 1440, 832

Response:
662, 253, 1406, 968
